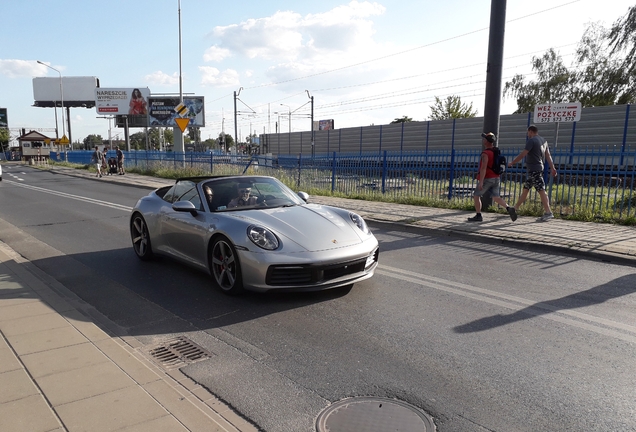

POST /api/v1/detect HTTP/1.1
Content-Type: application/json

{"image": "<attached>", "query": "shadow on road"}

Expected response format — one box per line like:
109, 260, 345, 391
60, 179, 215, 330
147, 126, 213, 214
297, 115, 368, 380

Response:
453, 274, 636, 333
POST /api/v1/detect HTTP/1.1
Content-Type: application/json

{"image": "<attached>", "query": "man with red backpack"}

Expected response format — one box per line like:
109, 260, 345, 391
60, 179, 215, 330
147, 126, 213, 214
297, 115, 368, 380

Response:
468, 132, 517, 222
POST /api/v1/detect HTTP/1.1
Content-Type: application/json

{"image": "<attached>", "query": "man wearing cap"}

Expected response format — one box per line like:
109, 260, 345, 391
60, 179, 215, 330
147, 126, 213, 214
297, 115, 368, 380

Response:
507, 125, 558, 222
228, 182, 258, 208
468, 132, 517, 222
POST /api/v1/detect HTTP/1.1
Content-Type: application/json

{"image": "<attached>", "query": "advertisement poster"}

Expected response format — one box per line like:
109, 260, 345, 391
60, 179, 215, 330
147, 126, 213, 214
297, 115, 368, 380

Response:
0, 108, 8, 128
95, 88, 151, 115
148, 96, 205, 127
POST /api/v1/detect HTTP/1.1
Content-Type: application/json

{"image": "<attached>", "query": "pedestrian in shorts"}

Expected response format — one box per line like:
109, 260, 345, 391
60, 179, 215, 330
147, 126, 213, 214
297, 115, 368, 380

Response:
91, 146, 103, 178
508, 125, 558, 222
468, 132, 517, 222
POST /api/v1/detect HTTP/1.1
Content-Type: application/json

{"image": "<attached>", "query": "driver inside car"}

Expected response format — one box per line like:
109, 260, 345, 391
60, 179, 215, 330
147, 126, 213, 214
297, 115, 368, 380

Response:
228, 182, 258, 208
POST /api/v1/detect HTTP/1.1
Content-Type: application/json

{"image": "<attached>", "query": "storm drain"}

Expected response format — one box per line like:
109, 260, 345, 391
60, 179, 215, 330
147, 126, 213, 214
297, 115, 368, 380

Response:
316, 397, 435, 432
147, 336, 212, 369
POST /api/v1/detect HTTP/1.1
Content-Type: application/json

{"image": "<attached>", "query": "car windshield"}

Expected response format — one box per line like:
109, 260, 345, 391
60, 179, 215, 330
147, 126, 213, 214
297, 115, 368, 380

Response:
201, 177, 304, 212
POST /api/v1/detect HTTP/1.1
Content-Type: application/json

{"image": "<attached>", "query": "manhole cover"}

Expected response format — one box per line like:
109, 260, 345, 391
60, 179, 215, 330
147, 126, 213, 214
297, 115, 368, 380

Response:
147, 336, 212, 369
316, 397, 435, 432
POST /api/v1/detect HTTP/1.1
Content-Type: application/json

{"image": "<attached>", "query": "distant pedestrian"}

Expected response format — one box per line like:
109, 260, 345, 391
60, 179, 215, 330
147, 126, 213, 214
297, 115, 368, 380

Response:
91, 146, 103, 178
508, 125, 558, 222
102, 147, 108, 174
115, 145, 125, 175
468, 132, 517, 222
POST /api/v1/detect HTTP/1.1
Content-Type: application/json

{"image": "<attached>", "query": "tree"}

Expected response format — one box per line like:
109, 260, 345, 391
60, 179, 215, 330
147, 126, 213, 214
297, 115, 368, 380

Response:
503, 49, 576, 113
429, 95, 477, 120
0, 128, 9, 152
129, 132, 146, 150
504, 6, 636, 113
218, 133, 234, 152
391, 116, 413, 124
83, 134, 104, 150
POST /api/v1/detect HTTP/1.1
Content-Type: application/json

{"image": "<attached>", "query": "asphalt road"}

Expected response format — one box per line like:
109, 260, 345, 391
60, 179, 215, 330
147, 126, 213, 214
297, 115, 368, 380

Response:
1, 165, 635, 432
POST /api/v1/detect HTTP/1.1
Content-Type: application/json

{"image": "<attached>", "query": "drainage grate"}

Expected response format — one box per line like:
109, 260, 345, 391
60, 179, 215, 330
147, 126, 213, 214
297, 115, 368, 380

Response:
316, 397, 435, 432
147, 336, 212, 369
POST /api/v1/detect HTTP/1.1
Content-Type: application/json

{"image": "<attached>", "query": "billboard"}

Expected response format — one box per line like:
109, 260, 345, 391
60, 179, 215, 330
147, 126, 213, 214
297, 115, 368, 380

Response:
534, 102, 582, 123
313, 119, 335, 131
148, 96, 205, 127
33, 77, 99, 108
95, 88, 151, 115
0, 108, 7, 128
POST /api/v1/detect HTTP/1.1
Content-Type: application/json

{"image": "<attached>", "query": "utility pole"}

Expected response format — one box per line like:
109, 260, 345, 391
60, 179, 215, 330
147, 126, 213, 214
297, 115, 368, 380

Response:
306, 90, 314, 156
482, 0, 507, 143
234, 87, 242, 149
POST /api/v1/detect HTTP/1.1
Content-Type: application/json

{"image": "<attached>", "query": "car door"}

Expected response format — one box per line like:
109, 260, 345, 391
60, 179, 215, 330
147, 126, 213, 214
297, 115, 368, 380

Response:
161, 181, 209, 268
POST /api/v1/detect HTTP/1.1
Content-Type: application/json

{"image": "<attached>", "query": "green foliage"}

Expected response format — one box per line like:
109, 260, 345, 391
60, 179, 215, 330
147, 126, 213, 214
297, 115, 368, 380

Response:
82, 134, 104, 149
391, 116, 413, 124
0, 128, 9, 151
218, 133, 234, 152
429, 96, 477, 120
504, 6, 636, 112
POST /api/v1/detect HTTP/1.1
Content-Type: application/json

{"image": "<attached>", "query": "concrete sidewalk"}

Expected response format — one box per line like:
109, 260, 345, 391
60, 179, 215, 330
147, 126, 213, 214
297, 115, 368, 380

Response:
0, 243, 257, 431
1, 161, 635, 432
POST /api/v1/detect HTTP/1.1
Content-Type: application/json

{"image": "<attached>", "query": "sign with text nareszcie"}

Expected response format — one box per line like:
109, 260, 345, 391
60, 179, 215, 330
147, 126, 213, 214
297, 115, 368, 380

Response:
95, 88, 150, 115
534, 102, 582, 123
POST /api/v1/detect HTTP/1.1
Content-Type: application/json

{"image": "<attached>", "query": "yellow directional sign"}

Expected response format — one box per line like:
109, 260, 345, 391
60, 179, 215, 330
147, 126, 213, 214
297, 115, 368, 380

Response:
175, 103, 188, 117
175, 117, 190, 133
44, 138, 51, 144
59, 135, 70, 144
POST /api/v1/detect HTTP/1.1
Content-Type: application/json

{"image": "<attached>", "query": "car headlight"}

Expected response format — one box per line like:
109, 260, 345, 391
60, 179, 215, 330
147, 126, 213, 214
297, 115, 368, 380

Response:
349, 212, 369, 234
247, 225, 280, 250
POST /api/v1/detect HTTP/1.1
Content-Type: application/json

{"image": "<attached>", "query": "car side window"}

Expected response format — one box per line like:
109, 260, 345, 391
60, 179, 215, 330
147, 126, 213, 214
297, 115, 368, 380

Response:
162, 185, 178, 203
178, 187, 203, 211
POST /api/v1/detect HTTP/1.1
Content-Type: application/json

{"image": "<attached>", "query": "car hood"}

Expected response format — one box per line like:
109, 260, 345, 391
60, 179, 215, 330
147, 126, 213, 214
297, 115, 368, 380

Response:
227, 204, 365, 251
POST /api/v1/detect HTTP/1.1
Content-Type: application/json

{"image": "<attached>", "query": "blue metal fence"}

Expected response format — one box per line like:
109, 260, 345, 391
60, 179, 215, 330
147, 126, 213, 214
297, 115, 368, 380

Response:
53, 147, 636, 220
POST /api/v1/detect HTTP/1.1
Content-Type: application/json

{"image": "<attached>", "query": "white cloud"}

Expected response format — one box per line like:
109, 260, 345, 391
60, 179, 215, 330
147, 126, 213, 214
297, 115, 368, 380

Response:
199, 67, 240, 87
210, 1, 386, 64
203, 46, 231, 62
0, 59, 50, 78
144, 71, 180, 86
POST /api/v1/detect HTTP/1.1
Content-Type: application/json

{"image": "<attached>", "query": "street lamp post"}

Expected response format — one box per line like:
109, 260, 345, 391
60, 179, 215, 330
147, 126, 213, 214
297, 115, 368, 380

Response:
280, 104, 291, 133
37, 61, 65, 140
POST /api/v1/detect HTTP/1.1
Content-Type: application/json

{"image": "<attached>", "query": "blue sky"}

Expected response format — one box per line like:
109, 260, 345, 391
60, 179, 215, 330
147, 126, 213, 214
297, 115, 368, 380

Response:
0, 0, 633, 146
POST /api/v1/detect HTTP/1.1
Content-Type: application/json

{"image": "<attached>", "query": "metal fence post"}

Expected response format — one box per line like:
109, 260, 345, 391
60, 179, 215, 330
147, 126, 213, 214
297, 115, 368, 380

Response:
382, 150, 387, 194
621, 104, 631, 167
331, 152, 336, 192
569, 122, 578, 165
448, 149, 456, 200
297, 153, 301, 188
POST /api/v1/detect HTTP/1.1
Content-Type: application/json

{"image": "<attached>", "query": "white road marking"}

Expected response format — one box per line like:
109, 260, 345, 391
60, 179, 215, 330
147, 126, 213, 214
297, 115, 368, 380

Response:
4, 180, 133, 212
377, 264, 636, 343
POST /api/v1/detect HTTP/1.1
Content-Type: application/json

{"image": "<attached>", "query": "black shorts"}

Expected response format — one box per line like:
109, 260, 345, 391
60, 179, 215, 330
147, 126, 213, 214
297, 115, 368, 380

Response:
523, 171, 545, 192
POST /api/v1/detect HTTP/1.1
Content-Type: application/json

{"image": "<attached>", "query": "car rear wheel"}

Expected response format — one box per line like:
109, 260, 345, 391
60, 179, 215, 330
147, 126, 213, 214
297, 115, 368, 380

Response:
131, 213, 154, 260
210, 236, 244, 295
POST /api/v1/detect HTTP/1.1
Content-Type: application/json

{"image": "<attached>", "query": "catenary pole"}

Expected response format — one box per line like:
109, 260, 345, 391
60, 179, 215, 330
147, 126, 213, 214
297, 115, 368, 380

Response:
482, 0, 507, 144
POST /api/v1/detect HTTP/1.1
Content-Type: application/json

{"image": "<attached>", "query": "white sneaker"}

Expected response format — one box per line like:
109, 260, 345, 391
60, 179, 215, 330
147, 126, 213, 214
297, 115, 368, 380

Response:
539, 213, 554, 222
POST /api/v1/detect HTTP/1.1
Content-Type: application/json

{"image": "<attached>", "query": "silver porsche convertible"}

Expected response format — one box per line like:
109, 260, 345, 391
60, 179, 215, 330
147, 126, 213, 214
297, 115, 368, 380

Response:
129, 175, 379, 294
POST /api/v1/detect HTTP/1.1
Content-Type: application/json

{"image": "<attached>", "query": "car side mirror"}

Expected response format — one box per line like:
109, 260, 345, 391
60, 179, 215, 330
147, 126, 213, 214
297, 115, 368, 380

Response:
297, 191, 309, 202
173, 200, 198, 216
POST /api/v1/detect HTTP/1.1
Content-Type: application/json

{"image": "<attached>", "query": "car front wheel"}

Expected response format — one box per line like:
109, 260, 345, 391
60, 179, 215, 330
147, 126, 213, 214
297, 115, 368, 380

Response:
131, 213, 154, 260
210, 236, 244, 295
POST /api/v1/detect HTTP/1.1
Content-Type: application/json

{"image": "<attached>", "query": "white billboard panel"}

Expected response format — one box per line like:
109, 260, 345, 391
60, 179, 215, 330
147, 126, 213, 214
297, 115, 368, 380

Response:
95, 88, 151, 115
33, 77, 99, 102
534, 102, 582, 123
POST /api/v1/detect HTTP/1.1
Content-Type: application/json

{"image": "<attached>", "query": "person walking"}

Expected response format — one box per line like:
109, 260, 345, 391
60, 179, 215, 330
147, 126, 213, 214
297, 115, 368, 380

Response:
91, 146, 103, 178
508, 125, 558, 222
115, 145, 125, 175
468, 132, 517, 222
